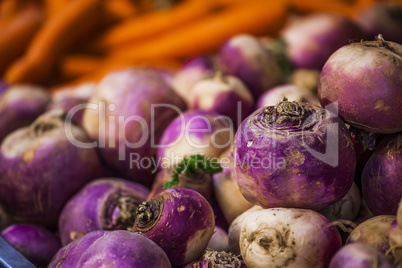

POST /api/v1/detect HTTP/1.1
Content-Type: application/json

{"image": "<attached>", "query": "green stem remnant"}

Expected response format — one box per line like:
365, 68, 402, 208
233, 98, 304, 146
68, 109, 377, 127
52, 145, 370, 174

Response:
162, 154, 222, 189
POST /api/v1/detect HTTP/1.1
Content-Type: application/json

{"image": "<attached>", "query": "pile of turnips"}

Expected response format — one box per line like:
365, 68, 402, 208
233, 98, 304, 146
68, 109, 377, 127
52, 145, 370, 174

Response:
0, 5, 402, 268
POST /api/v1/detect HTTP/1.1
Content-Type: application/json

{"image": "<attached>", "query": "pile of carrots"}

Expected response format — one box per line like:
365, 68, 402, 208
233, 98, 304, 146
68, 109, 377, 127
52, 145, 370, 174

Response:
0, 0, 399, 89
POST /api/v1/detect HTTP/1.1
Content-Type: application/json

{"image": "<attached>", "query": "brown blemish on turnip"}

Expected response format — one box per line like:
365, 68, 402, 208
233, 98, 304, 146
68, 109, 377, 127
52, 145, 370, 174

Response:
374, 99, 391, 111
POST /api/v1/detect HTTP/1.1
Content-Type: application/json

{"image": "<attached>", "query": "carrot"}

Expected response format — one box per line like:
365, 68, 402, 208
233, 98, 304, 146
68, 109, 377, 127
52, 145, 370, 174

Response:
4, 0, 102, 84
88, 0, 223, 52
109, 0, 288, 61
44, 0, 70, 17
59, 54, 104, 80
286, 0, 356, 17
101, 0, 138, 22
0, 3, 44, 75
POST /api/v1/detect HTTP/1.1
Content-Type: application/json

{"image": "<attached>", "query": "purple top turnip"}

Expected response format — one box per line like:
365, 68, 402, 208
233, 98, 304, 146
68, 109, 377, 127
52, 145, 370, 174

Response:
0, 110, 101, 226
280, 12, 365, 70
356, 2, 402, 44
347, 215, 396, 253
189, 72, 254, 125
362, 132, 402, 215
82, 68, 186, 187
256, 84, 320, 109
207, 226, 229, 252
0, 84, 50, 143
234, 99, 356, 210
157, 110, 233, 168
318, 36, 402, 133
212, 148, 253, 225
389, 218, 402, 265
219, 34, 283, 99
329, 242, 393, 268
1, 224, 61, 267
240, 208, 342, 268
132, 187, 215, 267
184, 249, 246, 268
49, 230, 172, 268
172, 56, 215, 104
58, 178, 149, 245
289, 69, 321, 93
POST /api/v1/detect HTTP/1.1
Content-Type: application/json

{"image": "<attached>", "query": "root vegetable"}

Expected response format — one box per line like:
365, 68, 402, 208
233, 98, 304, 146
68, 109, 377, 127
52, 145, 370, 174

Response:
207, 226, 229, 252
184, 249, 246, 268
59, 178, 149, 245
132, 188, 215, 267
239, 208, 341, 268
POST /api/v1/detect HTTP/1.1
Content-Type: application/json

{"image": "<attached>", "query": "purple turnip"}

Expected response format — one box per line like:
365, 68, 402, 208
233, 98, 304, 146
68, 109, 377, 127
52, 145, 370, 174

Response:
82, 68, 186, 187
48, 230, 171, 268
207, 226, 229, 252
280, 12, 365, 69
234, 99, 356, 210
1, 224, 61, 267
362, 132, 402, 215
289, 69, 321, 93
347, 215, 395, 253
189, 72, 253, 124
356, 2, 402, 44
172, 56, 215, 104
318, 182, 361, 222
329, 242, 393, 268
0, 110, 101, 226
58, 178, 149, 245
184, 249, 246, 268
47, 82, 96, 124
318, 35, 402, 133
256, 84, 319, 109
132, 187, 215, 267
389, 200, 402, 264
0, 84, 50, 143
219, 34, 283, 99
157, 110, 233, 168
239, 208, 342, 268
212, 148, 253, 225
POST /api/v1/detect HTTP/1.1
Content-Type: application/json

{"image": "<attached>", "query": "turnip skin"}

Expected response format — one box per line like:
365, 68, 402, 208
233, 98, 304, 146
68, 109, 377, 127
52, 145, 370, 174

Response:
219, 34, 283, 99
318, 38, 402, 134
184, 249, 246, 268
132, 188, 215, 267
0, 80, 7, 96
389, 219, 402, 265
347, 215, 396, 253
0, 84, 50, 143
329, 242, 393, 268
82, 68, 186, 187
281, 12, 365, 70
157, 110, 233, 168
362, 132, 402, 216
234, 100, 356, 210
59, 178, 149, 245
49, 230, 172, 268
207, 226, 229, 252
2, 224, 61, 267
213, 148, 253, 225
0, 110, 101, 226
239, 208, 341, 268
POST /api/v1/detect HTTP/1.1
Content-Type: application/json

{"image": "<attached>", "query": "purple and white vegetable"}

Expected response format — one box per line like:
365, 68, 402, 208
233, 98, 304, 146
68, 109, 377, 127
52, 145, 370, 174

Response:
59, 178, 149, 245
47, 82, 96, 124
362, 132, 402, 216
228, 205, 263, 255
0, 84, 50, 143
318, 35, 402, 133
157, 110, 233, 168
184, 249, 246, 268
207, 226, 229, 252
280, 12, 365, 69
234, 99, 356, 210
0, 110, 101, 226
240, 208, 342, 268
189, 72, 253, 124
347, 215, 396, 253
356, 2, 402, 44
172, 56, 215, 104
289, 69, 321, 93
219, 34, 283, 99
132, 187, 215, 267
256, 84, 319, 109
389, 200, 402, 264
213, 148, 253, 225
83, 68, 186, 187
329, 242, 393, 268
1, 224, 61, 267
49, 230, 171, 268
318, 182, 361, 222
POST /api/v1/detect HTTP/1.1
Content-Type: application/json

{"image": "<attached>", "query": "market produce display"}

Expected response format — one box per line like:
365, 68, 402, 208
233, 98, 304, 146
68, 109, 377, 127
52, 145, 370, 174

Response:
0, 0, 401, 267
